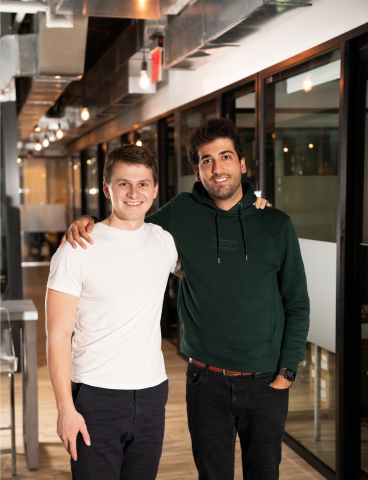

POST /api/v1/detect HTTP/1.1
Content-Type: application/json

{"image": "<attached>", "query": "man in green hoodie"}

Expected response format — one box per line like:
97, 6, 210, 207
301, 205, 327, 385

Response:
62, 118, 309, 480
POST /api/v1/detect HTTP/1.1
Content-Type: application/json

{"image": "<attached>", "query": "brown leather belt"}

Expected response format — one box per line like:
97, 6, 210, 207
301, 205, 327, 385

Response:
190, 359, 252, 376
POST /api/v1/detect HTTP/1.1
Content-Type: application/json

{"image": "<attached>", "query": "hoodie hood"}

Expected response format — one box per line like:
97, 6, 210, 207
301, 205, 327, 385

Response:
191, 181, 257, 263
191, 180, 257, 213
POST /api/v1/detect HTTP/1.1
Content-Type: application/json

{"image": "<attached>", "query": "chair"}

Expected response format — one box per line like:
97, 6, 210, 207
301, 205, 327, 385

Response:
1, 306, 18, 476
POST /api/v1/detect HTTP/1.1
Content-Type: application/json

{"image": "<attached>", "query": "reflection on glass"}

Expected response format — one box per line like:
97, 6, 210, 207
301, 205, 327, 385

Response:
265, 50, 341, 471
361, 71, 368, 474
72, 153, 82, 220
85, 146, 99, 218
234, 91, 256, 187
19, 157, 72, 262
136, 123, 158, 214
106, 137, 121, 154
266, 50, 340, 243
1, 151, 8, 295
167, 120, 177, 201
180, 100, 217, 193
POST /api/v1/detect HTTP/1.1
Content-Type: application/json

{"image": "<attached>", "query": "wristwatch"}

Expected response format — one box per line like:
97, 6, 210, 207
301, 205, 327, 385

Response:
277, 368, 296, 382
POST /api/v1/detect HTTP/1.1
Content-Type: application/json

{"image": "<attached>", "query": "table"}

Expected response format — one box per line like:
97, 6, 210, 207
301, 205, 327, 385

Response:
1, 299, 39, 470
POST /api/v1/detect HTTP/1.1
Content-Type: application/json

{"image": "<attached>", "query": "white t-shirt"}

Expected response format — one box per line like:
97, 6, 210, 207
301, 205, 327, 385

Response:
47, 222, 179, 390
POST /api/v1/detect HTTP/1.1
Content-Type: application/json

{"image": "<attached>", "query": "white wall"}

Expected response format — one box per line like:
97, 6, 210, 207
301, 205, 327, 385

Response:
110, 0, 368, 132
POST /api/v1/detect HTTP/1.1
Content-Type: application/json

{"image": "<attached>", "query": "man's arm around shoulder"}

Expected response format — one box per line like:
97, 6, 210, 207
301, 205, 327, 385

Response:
46, 289, 91, 460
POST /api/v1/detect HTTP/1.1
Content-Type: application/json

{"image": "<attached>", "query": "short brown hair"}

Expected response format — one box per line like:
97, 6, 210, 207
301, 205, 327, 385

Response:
103, 144, 159, 185
187, 118, 246, 169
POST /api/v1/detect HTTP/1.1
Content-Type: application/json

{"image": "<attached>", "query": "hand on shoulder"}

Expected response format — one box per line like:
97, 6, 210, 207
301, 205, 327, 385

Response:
254, 197, 271, 209
60, 215, 96, 250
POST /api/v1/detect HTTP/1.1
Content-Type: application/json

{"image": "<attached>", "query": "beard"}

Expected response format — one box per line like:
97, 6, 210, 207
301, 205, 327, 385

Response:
202, 170, 242, 201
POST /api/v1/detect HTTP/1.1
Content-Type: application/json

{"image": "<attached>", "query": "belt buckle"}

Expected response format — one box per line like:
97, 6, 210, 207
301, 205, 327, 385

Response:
222, 369, 240, 376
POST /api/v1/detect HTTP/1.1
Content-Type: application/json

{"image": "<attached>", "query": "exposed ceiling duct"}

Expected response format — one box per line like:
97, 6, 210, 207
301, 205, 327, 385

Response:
0, 0, 74, 28
56, 0, 192, 19
16, 12, 88, 140
164, 0, 313, 69
48, 20, 160, 141
1, 34, 36, 92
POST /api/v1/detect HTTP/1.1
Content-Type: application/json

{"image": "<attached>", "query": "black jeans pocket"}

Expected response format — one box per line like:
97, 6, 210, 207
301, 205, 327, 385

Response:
259, 372, 290, 391
186, 363, 203, 385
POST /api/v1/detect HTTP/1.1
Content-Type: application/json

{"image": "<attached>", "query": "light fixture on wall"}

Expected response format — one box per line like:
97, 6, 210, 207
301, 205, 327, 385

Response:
42, 135, 49, 148
309, 143, 314, 149
283, 147, 288, 153
56, 124, 64, 139
135, 139, 143, 147
17, 157, 22, 164
35, 142, 42, 151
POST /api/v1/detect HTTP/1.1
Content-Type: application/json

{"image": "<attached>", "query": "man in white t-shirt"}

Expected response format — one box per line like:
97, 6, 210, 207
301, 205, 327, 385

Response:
45, 145, 180, 480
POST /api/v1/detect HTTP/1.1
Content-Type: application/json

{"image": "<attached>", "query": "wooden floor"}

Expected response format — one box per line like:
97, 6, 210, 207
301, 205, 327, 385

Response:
1, 266, 325, 479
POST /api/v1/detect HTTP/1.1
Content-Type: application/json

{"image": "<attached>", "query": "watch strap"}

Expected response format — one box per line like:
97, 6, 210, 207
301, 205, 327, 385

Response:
277, 367, 296, 381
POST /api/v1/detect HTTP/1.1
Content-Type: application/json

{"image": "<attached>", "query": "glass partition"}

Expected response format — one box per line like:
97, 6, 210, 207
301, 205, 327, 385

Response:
19, 157, 73, 262
264, 49, 341, 471
360, 62, 368, 474
234, 91, 257, 188
71, 153, 82, 220
135, 123, 158, 214
84, 146, 99, 218
106, 136, 121, 154
180, 100, 217, 193
166, 120, 177, 202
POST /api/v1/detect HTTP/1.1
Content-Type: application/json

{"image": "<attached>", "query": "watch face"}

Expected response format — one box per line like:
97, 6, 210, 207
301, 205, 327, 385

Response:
285, 369, 296, 381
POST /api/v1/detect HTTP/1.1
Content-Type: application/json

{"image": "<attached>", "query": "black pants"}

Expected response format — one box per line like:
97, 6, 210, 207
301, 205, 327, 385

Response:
71, 380, 168, 480
186, 362, 289, 480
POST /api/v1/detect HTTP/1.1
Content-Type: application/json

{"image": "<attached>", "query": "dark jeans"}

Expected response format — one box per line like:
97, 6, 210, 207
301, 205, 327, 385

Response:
71, 380, 168, 480
186, 362, 289, 480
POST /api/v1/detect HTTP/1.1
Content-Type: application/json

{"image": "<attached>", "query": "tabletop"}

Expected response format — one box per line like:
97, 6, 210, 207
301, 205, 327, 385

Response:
1, 299, 38, 321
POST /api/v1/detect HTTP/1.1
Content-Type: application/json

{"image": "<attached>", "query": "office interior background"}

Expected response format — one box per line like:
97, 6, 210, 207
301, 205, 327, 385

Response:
1, 0, 368, 479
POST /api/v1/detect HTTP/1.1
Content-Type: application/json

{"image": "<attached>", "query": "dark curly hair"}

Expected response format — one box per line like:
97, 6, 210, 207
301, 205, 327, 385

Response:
103, 144, 158, 185
187, 118, 246, 169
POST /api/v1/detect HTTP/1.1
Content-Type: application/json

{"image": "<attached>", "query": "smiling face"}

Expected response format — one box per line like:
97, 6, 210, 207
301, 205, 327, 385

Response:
103, 162, 158, 228
194, 138, 246, 209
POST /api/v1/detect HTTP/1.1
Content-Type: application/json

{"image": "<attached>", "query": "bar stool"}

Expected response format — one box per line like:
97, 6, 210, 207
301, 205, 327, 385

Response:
1, 306, 18, 476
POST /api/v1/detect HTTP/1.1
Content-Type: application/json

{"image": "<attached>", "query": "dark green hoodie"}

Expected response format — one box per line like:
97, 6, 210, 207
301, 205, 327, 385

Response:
145, 181, 309, 373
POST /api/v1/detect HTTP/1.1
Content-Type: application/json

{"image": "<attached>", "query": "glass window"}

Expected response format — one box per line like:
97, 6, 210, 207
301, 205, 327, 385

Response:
85, 146, 99, 218
135, 123, 158, 214
106, 136, 121, 154
265, 50, 340, 242
180, 100, 217, 193
234, 91, 257, 188
361, 62, 368, 474
19, 157, 72, 263
71, 153, 82, 220
166, 120, 177, 202
264, 49, 341, 471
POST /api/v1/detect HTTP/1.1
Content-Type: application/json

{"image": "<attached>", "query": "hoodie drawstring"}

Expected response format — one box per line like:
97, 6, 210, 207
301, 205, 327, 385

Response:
238, 203, 248, 261
215, 210, 220, 264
